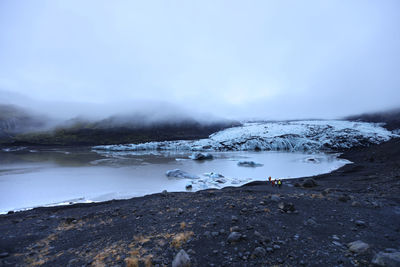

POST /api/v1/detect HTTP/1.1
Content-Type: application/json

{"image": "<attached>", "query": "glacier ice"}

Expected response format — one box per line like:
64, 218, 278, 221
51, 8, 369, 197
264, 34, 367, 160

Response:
93, 120, 395, 153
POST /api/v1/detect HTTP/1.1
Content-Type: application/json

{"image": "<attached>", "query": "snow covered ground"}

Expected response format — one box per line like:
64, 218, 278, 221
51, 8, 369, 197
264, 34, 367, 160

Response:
94, 120, 395, 153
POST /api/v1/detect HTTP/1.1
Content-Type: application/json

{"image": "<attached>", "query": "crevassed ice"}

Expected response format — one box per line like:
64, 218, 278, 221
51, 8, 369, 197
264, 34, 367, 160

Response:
93, 120, 395, 153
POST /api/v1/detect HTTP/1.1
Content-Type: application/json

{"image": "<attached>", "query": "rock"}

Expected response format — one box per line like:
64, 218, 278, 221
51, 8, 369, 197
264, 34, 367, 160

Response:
0, 252, 9, 258
177, 208, 184, 214
215, 178, 227, 184
273, 245, 281, 250
294, 183, 301, 187
266, 247, 273, 253
211, 232, 219, 237
305, 218, 317, 226
68, 258, 78, 266
231, 215, 238, 223
166, 169, 199, 179
230, 226, 240, 232
185, 184, 192, 190
338, 194, 351, 202
172, 249, 191, 267
7, 211, 14, 214
347, 240, 370, 254
252, 247, 266, 257
278, 202, 296, 212
227, 232, 242, 243
372, 251, 400, 267
189, 152, 213, 160
332, 241, 343, 247
302, 178, 318, 188
203, 231, 211, 238
351, 201, 361, 207
332, 235, 340, 240
237, 161, 263, 167
355, 220, 366, 227
270, 195, 281, 202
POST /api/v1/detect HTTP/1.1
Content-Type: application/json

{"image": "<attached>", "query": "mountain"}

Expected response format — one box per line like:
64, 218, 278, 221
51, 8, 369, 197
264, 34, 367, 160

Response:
0, 107, 239, 146
345, 108, 400, 131
0, 105, 46, 139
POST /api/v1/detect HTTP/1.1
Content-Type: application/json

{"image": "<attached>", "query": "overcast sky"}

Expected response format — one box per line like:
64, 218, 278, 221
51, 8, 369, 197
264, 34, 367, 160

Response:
1, 0, 399, 121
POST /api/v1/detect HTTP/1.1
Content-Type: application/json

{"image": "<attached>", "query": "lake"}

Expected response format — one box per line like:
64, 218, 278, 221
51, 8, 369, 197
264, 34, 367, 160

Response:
0, 147, 349, 213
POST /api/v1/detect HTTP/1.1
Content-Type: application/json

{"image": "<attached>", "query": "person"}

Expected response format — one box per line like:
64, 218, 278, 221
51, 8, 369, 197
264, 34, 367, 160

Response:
268, 176, 272, 184
278, 179, 282, 188
274, 179, 277, 187
271, 179, 275, 187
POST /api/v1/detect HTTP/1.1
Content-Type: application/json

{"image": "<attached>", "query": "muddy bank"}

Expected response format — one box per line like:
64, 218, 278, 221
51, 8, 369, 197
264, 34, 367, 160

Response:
0, 139, 399, 266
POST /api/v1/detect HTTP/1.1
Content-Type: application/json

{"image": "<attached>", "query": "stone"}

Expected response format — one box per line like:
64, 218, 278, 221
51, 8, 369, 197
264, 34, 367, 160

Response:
351, 201, 361, 207
270, 195, 281, 202
355, 220, 366, 227
266, 247, 273, 253
252, 247, 266, 257
278, 202, 296, 212
172, 249, 191, 267
0, 252, 9, 258
347, 240, 369, 254
302, 178, 318, 188
338, 194, 351, 202
231, 215, 238, 222
273, 244, 281, 250
230, 226, 240, 232
372, 251, 400, 267
227, 232, 242, 243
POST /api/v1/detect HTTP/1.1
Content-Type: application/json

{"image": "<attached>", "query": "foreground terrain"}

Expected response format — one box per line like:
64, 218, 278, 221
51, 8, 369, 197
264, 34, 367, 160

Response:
0, 139, 399, 266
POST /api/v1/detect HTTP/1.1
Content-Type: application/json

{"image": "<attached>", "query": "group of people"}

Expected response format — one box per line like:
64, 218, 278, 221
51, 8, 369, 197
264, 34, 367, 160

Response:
268, 176, 282, 188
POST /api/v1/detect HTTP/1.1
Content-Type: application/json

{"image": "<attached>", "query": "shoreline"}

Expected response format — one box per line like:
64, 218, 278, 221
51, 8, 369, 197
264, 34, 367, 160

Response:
1, 139, 399, 266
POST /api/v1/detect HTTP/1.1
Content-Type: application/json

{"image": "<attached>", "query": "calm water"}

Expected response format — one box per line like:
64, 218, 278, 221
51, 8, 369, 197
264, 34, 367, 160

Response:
0, 147, 349, 213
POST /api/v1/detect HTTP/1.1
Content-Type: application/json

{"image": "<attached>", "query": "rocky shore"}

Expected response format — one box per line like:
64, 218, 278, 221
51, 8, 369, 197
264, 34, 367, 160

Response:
1, 138, 399, 266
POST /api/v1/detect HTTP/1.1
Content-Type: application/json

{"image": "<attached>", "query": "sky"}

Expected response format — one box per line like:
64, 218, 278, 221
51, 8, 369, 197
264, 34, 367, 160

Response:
0, 0, 399, 121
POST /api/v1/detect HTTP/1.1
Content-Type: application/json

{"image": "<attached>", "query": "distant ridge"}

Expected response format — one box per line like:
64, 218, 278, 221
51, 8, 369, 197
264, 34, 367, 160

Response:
345, 108, 400, 131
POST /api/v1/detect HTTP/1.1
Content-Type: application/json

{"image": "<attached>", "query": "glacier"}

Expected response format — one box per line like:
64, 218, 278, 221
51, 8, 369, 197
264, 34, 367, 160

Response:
93, 120, 396, 153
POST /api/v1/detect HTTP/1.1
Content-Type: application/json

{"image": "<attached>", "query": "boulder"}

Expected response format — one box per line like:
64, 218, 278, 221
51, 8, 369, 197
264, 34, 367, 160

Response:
372, 251, 400, 266
270, 195, 281, 202
278, 202, 296, 213
252, 247, 266, 257
172, 249, 191, 267
347, 240, 370, 254
302, 178, 318, 188
227, 232, 242, 243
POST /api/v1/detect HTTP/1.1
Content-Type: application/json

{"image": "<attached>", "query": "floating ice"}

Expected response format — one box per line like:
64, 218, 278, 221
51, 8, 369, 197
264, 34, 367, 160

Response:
166, 169, 200, 179
237, 161, 264, 167
204, 172, 224, 178
189, 152, 213, 160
